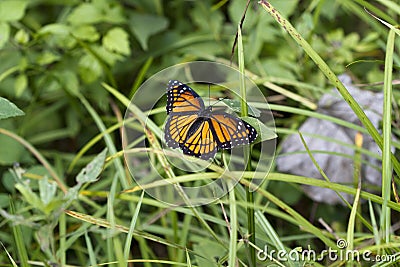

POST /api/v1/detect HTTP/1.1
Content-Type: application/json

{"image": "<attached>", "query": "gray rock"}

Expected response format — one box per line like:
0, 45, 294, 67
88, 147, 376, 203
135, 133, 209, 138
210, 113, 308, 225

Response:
276, 74, 384, 204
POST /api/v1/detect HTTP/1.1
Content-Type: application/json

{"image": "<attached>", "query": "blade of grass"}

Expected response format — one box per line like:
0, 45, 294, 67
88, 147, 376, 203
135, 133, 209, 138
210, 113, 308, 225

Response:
380, 28, 395, 243
59, 212, 66, 266
368, 200, 380, 246
84, 232, 97, 267
176, 210, 194, 263
258, 0, 400, 179
129, 57, 153, 99
346, 163, 362, 266
0, 241, 18, 267
9, 199, 29, 267
124, 190, 145, 260
107, 173, 118, 265
238, 22, 256, 267
228, 180, 238, 267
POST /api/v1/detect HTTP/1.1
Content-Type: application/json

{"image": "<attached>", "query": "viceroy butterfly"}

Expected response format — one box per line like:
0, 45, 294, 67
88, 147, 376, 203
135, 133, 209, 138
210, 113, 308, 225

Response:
164, 80, 258, 160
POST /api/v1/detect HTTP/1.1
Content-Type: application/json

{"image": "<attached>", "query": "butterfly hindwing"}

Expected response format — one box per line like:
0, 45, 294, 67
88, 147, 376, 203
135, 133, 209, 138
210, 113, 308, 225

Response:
180, 119, 218, 159
209, 113, 258, 148
164, 113, 198, 148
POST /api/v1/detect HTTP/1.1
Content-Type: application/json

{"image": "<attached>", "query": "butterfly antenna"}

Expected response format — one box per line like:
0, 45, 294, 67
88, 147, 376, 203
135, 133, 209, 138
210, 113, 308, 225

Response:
208, 83, 211, 107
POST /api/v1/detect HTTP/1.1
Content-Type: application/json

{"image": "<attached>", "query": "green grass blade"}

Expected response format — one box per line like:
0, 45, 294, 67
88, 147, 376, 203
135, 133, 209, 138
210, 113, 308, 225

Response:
84, 231, 98, 267
346, 176, 362, 265
124, 190, 145, 260
228, 180, 238, 267
59, 212, 66, 266
0, 241, 18, 267
237, 21, 256, 267
380, 28, 395, 242
129, 57, 153, 99
368, 199, 380, 246
9, 199, 29, 267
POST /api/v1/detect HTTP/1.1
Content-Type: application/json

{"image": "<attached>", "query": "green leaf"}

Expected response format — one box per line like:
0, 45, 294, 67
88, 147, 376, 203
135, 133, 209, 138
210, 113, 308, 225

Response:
37, 51, 60, 66
241, 117, 277, 143
78, 54, 103, 83
0, 122, 25, 165
0, 97, 24, 120
76, 148, 107, 184
0, 1, 28, 22
39, 176, 57, 206
72, 25, 100, 42
0, 22, 10, 49
15, 183, 45, 211
67, 3, 102, 25
102, 27, 131, 55
14, 29, 29, 45
14, 74, 27, 98
221, 99, 261, 117
38, 23, 70, 36
129, 12, 168, 50
55, 71, 79, 96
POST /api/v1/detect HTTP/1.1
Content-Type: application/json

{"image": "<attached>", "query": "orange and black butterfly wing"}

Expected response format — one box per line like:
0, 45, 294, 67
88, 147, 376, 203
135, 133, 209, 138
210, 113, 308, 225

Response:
166, 80, 204, 115
164, 80, 205, 150
180, 118, 218, 160
164, 113, 199, 149
209, 112, 258, 149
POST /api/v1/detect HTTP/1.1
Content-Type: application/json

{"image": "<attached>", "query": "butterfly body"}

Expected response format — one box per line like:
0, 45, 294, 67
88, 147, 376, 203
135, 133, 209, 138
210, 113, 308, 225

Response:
164, 80, 257, 160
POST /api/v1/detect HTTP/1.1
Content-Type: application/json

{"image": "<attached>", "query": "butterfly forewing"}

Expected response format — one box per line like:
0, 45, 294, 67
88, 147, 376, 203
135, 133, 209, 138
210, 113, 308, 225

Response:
166, 80, 204, 115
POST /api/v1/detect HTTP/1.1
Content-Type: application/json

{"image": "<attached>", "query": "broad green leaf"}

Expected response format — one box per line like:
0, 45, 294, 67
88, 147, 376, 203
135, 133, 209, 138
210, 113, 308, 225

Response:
0, 123, 25, 165
241, 116, 277, 143
221, 99, 261, 117
15, 183, 45, 211
14, 74, 27, 98
92, 0, 125, 24
129, 12, 168, 50
14, 29, 29, 45
0, 193, 9, 208
67, 3, 102, 25
78, 54, 103, 83
102, 27, 131, 55
37, 51, 60, 66
55, 71, 79, 96
76, 148, 107, 184
72, 25, 100, 42
37, 23, 70, 36
0, 97, 24, 120
39, 176, 57, 205
0, 22, 10, 49
0, 1, 28, 22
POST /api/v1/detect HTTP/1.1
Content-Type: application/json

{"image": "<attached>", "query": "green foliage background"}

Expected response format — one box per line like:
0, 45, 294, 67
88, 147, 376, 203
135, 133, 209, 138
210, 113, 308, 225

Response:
0, 0, 399, 266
